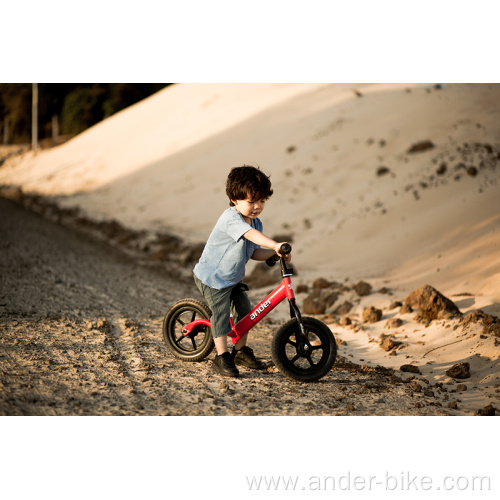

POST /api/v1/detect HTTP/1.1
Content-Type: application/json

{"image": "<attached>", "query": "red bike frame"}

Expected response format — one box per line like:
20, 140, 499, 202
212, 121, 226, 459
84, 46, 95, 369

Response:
181, 270, 297, 345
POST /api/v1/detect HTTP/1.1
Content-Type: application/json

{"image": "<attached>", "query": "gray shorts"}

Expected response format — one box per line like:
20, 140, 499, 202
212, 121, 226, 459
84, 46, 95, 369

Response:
193, 274, 251, 339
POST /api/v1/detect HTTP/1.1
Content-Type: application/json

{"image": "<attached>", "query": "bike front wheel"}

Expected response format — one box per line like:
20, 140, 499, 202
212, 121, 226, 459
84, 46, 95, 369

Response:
271, 317, 337, 382
162, 298, 214, 361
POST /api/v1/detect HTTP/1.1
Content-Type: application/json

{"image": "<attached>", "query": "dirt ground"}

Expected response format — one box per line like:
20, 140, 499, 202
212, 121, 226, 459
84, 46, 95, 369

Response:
0, 196, 452, 416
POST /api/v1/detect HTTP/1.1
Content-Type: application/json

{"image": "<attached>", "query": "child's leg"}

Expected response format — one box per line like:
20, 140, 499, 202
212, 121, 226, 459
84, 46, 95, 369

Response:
194, 275, 233, 355
230, 285, 252, 349
214, 335, 228, 355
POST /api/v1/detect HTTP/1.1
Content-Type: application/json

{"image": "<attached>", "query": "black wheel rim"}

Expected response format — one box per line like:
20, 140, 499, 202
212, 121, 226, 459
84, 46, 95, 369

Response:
280, 326, 329, 375
169, 308, 210, 354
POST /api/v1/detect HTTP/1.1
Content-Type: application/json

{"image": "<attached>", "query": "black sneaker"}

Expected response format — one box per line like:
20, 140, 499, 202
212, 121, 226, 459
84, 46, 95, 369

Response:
232, 346, 265, 370
212, 352, 239, 377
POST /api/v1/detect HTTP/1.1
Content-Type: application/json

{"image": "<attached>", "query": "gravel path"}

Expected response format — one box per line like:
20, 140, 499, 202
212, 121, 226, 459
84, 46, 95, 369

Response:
0, 196, 450, 415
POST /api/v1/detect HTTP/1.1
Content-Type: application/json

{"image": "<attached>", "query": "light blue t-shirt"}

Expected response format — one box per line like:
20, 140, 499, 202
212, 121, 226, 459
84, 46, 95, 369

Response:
193, 207, 262, 289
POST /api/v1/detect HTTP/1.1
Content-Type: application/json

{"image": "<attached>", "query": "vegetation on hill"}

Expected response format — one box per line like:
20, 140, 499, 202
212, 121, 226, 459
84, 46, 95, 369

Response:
0, 83, 171, 145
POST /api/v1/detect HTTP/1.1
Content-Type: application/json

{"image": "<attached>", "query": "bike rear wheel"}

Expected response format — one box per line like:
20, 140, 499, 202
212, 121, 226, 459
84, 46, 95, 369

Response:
271, 317, 337, 382
162, 298, 214, 361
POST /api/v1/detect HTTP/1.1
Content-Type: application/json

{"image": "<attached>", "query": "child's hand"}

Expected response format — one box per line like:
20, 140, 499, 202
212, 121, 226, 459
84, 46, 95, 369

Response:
275, 242, 292, 262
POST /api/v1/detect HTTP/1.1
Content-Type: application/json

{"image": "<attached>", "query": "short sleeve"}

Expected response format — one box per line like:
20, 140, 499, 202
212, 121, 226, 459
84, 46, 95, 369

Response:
221, 209, 253, 242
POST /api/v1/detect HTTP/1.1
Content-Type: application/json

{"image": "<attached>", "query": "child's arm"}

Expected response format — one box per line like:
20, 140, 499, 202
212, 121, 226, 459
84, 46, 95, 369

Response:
244, 229, 291, 262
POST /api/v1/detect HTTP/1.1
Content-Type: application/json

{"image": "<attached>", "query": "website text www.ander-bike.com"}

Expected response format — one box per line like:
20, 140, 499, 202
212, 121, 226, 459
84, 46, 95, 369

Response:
246, 472, 492, 493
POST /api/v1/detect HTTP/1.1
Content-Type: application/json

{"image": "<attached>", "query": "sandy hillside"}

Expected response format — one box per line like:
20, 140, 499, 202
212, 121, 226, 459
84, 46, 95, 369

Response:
1, 83, 500, 415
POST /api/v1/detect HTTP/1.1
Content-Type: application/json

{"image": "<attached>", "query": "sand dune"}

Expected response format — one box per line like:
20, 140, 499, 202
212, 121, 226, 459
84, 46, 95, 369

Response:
1, 82, 499, 415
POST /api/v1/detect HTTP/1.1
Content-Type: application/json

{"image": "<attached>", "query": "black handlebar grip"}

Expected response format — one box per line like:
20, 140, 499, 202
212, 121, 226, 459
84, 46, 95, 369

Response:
265, 254, 280, 267
265, 243, 292, 267
280, 243, 292, 255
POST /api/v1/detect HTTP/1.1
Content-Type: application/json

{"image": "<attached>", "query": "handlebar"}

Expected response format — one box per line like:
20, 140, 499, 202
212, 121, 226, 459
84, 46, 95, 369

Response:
266, 243, 292, 267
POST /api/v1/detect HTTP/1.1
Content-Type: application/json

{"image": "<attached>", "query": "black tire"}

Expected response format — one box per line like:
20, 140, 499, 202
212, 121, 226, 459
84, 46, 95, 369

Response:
271, 317, 337, 382
162, 298, 214, 361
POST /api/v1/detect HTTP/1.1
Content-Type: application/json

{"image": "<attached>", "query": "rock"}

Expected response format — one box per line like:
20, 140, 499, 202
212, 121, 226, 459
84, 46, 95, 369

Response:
323, 291, 340, 309
407, 140, 435, 153
303, 289, 339, 315
389, 301, 403, 310
376, 166, 390, 176
334, 301, 353, 315
447, 401, 458, 409
303, 295, 326, 315
296, 284, 308, 293
363, 306, 383, 323
353, 281, 372, 296
330, 281, 351, 292
379, 334, 402, 351
399, 304, 413, 314
474, 405, 497, 416
436, 163, 447, 175
340, 317, 352, 326
404, 284, 461, 321
313, 277, 330, 289
456, 384, 467, 392
386, 318, 403, 328
446, 362, 470, 379
400, 364, 421, 374
409, 381, 422, 392
462, 309, 500, 336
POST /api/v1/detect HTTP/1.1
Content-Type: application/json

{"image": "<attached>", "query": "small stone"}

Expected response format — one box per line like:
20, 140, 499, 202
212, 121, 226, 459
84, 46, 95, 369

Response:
376, 166, 390, 177
400, 304, 413, 314
447, 401, 458, 409
353, 281, 373, 296
334, 301, 353, 315
363, 306, 383, 323
389, 301, 403, 310
313, 277, 330, 289
340, 317, 352, 327
386, 318, 403, 328
379, 334, 402, 351
407, 140, 435, 153
400, 364, 421, 374
456, 384, 467, 392
446, 362, 471, 380
474, 405, 497, 416
409, 381, 422, 392
303, 296, 326, 315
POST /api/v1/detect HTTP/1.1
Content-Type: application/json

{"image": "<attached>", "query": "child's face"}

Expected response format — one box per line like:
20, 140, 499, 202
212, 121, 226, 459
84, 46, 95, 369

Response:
233, 195, 266, 221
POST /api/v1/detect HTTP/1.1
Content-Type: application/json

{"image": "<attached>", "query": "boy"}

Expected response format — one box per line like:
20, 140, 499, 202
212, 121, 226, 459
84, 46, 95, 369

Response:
193, 165, 291, 377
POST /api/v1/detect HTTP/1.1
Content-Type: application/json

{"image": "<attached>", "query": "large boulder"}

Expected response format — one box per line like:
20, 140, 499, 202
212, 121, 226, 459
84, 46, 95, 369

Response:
404, 284, 461, 320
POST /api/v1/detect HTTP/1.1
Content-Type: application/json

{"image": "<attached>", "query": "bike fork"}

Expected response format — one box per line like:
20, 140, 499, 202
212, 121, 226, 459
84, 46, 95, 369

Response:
288, 298, 306, 341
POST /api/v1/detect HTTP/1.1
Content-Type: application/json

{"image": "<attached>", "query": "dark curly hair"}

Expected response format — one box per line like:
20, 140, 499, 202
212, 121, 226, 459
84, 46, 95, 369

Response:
226, 165, 273, 206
